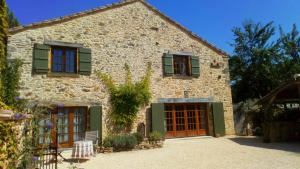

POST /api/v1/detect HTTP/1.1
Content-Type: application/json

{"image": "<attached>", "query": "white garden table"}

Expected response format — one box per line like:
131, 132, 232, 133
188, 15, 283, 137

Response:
71, 140, 94, 159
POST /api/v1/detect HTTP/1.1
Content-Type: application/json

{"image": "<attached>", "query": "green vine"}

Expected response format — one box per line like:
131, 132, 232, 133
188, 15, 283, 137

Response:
98, 63, 152, 132
18, 103, 53, 169
0, 121, 18, 169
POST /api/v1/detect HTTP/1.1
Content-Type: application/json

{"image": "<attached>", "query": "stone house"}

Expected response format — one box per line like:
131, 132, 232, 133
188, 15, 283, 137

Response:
7, 0, 234, 148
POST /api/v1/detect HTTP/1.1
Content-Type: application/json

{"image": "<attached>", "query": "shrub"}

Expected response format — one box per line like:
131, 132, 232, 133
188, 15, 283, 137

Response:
253, 127, 262, 136
148, 131, 163, 143
102, 134, 138, 151
97, 63, 152, 131
102, 135, 113, 148
132, 132, 143, 144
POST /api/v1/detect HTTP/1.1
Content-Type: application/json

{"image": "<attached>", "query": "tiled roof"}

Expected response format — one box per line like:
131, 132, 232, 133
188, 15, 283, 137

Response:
9, 0, 229, 57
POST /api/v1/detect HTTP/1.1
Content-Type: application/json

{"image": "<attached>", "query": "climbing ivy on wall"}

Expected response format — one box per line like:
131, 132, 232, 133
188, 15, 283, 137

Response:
0, 121, 18, 169
1, 59, 23, 109
98, 63, 152, 132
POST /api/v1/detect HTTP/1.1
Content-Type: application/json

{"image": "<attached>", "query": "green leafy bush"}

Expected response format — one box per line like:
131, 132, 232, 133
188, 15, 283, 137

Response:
102, 134, 138, 151
97, 63, 151, 131
0, 122, 18, 169
102, 135, 113, 148
149, 131, 163, 143
132, 132, 144, 144
1, 59, 22, 109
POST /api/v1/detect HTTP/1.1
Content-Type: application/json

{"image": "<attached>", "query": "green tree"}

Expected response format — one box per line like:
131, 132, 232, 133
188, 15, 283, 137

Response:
0, 0, 9, 101
230, 21, 281, 102
277, 24, 300, 82
0, 0, 9, 71
279, 24, 300, 61
7, 7, 19, 28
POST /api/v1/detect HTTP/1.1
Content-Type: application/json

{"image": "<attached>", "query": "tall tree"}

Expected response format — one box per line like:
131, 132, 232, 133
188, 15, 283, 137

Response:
230, 21, 281, 102
279, 24, 300, 61
277, 24, 300, 82
7, 7, 19, 28
0, 0, 9, 71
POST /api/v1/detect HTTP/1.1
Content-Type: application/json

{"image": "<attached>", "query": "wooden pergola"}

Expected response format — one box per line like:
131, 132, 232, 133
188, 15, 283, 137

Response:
258, 80, 300, 106
257, 79, 300, 142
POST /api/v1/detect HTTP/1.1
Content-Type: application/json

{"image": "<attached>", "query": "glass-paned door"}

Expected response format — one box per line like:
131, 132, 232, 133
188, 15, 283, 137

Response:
37, 115, 52, 145
197, 104, 207, 129
164, 103, 208, 138
175, 105, 185, 131
51, 107, 87, 148
57, 108, 69, 144
165, 105, 174, 132
187, 105, 197, 130
73, 108, 86, 141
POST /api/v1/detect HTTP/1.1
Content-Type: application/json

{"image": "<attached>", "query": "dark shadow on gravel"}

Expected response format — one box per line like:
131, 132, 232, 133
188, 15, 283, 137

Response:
228, 137, 300, 154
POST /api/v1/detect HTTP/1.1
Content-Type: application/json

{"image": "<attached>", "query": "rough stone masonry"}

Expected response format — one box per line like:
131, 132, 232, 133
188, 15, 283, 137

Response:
7, 0, 235, 137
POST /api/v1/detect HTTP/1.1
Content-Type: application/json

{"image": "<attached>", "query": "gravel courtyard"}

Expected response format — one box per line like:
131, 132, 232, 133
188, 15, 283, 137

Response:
58, 136, 300, 169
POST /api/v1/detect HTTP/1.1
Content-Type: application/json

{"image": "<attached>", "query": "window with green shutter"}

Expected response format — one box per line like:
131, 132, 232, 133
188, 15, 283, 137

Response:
32, 43, 92, 76
162, 53, 200, 77
51, 47, 77, 73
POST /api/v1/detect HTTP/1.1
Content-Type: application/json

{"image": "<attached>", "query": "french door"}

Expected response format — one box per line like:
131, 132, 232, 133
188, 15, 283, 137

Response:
165, 103, 208, 138
51, 107, 87, 148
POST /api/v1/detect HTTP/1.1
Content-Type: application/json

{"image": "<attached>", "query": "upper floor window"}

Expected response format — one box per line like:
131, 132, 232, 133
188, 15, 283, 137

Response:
52, 47, 77, 73
33, 43, 92, 76
163, 53, 200, 77
173, 55, 191, 76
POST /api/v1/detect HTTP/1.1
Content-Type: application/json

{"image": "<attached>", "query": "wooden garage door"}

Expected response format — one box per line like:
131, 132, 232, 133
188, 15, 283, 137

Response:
165, 103, 208, 138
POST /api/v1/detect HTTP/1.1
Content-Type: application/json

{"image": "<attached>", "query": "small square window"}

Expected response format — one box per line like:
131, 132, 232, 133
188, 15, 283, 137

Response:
51, 47, 77, 73
173, 55, 191, 76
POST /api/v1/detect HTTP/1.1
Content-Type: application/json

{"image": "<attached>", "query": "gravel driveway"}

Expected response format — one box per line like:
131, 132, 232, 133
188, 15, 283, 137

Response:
58, 136, 300, 169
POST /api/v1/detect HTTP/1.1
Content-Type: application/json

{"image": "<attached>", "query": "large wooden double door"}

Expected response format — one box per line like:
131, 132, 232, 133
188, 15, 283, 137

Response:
165, 103, 208, 138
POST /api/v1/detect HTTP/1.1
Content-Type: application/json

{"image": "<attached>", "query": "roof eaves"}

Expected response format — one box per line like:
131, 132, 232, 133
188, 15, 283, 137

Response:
139, 1, 229, 57
9, 0, 139, 34
9, 0, 229, 57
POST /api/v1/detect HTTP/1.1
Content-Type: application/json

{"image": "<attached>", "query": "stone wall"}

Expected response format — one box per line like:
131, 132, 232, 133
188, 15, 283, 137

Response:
7, 1, 235, 136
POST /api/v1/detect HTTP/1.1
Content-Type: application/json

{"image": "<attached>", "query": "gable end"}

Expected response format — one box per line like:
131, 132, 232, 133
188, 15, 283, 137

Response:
9, 0, 228, 57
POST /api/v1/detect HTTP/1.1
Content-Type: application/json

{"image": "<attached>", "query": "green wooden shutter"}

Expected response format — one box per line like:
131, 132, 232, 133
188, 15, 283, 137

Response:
163, 53, 174, 76
33, 43, 49, 73
212, 102, 225, 137
89, 105, 102, 145
151, 103, 165, 134
191, 56, 200, 77
79, 48, 92, 75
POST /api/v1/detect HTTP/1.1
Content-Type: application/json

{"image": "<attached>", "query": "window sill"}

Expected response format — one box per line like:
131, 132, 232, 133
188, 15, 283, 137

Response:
47, 72, 79, 78
164, 75, 198, 79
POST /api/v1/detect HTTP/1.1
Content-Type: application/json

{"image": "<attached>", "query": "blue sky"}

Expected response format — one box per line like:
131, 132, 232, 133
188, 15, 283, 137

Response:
6, 0, 300, 54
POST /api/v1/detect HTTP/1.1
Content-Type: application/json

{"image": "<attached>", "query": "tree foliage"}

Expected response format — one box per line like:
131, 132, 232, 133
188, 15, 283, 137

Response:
230, 21, 300, 103
0, 0, 21, 108
0, 121, 18, 168
98, 63, 152, 132
0, 0, 8, 71
1, 59, 22, 108
7, 7, 19, 28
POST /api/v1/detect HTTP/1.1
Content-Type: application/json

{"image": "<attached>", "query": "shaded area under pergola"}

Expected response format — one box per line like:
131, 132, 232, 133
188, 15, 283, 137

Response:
258, 80, 300, 142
